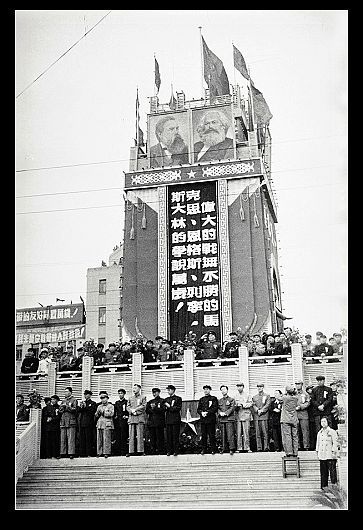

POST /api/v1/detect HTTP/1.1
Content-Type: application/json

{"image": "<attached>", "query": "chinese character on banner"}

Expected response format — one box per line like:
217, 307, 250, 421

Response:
57, 309, 64, 319
23, 312, 30, 322
29, 334, 35, 343
36, 311, 43, 320
40, 334, 46, 343
64, 308, 71, 318
16, 312, 23, 322
168, 181, 221, 342
29, 311, 37, 321
17, 334, 23, 344
50, 309, 57, 319
68, 329, 75, 340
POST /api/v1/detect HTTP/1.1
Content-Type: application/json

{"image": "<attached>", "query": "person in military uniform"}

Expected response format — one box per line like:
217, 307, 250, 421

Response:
164, 384, 182, 456
127, 384, 147, 456
114, 388, 129, 456
43, 395, 61, 459
279, 385, 299, 457
95, 392, 114, 457
197, 385, 218, 454
146, 388, 166, 454
310, 375, 333, 437
295, 379, 311, 450
252, 383, 271, 451
234, 383, 253, 453
16, 394, 29, 422
218, 385, 236, 454
195, 332, 222, 367
20, 348, 39, 375
221, 332, 240, 365
78, 390, 97, 457
59, 387, 78, 458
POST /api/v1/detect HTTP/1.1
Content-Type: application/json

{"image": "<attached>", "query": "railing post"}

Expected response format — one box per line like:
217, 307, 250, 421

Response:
81, 355, 94, 394
184, 349, 195, 400
238, 346, 250, 395
29, 408, 42, 460
132, 352, 142, 386
342, 342, 348, 378
47, 362, 57, 397
291, 342, 303, 384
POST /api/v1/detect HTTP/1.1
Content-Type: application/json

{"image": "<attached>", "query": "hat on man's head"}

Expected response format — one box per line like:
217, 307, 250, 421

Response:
285, 385, 295, 393
152, 388, 161, 393
166, 384, 176, 391
27, 347, 36, 353
84, 390, 92, 396
50, 395, 59, 400
99, 392, 109, 398
257, 383, 264, 387
41, 347, 49, 353
330, 381, 338, 386
236, 383, 245, 387
203, 385, 212, 390
316, 375, 325, 381
77, 346, 84, 352
109, 343, 116, 347
295, 379, 303, 384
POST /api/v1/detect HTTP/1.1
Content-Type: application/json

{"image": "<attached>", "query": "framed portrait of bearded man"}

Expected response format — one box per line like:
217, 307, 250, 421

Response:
191, 105, 236, 164
148, 111, 190, 169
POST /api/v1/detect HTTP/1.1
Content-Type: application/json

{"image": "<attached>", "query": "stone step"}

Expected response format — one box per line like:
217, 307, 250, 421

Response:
16, 502, 324, 510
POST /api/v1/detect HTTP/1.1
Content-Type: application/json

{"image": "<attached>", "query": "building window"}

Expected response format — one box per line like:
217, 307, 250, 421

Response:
99, 279, 107, 294
99, 307, 106, 325
16, 346, 23, 361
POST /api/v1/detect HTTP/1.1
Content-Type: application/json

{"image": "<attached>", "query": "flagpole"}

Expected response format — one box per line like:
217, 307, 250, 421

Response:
136, 86, 139, 148
247, 67, 256, 130
198, 26, 204, 99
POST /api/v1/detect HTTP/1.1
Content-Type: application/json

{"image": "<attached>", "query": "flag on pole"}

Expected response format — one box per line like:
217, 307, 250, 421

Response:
233, 44, 273, 125
154, 56, 161, 93
233, 44, 249, 80
201, 36, 230, 98
169, 84, 177, 110
135, 88, 144, 146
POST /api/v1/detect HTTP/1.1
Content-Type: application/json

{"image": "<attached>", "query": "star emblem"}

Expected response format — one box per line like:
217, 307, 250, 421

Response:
181, 408, 200, 435
187, 169, 196, 178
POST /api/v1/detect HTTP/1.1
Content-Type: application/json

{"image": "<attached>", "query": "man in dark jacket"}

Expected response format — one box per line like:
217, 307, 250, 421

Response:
193, 110, 234, 163
164, 385, 182, 456
16, 394, 29, 422
218, 385, 237, 454
221, 332, 240, 365
197, 385, 218, 454
43, 395, 61, 458
146, 388, 165, 454
78, 390, 97, 456
20, 348, 39, 374
196, 332, 221, 366
310, 375, 333, 436
269, 390, 283, 451
114, 388, 129, 455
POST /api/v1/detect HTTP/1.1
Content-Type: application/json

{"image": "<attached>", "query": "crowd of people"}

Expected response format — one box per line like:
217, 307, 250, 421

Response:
19, 327, 346, 375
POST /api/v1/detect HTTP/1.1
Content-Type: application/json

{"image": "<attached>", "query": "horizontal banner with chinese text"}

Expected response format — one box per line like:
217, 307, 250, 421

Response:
16, 303, 85, 328
16, 324, 86, 345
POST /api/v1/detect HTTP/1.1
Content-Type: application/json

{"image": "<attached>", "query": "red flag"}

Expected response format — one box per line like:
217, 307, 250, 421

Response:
202, 37, 230, 97
155, 57, 161, 93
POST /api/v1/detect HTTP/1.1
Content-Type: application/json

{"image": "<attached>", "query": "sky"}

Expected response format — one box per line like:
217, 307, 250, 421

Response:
15, 10, 348, 338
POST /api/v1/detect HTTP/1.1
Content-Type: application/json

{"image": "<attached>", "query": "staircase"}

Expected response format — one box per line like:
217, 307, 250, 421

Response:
16, 452, 326, 510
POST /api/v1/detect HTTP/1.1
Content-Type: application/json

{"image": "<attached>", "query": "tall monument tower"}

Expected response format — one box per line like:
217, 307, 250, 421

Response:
122, 84, 284, 343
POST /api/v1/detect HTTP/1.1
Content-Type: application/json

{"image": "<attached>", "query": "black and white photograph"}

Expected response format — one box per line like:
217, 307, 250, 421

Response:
15, 10, 348, 511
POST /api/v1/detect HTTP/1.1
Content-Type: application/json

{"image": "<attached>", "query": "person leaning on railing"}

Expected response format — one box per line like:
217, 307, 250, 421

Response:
16, 394, 30, 422
273, 332, 291, 363
20, 348, 39, 374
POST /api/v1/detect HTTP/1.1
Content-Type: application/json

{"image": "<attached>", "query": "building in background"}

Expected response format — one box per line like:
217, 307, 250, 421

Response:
122, 77, 285, 342
85, 245, 123, 347
16, 302, 86, 372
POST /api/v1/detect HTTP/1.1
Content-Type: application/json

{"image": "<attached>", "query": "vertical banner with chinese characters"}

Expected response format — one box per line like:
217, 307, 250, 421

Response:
168, 181, 221, 342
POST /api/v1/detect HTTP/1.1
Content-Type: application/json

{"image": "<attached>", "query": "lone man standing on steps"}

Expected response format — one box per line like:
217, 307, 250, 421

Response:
279, 385, 299, 457
95, 392, 114, 458
197, 385, 218, 455
59, 386, 78, 459
127, 384, 147, 456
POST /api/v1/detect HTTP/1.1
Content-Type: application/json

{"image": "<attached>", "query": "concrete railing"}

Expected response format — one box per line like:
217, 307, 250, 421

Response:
16, 408, 41, 482
16, 343, 347, 402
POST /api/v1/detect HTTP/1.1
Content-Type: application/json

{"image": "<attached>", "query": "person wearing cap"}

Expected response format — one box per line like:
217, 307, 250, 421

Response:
197, 385, 218, 454
218, 385, 237, 455
126, 384, 147, 456
78, 390, 97, 457
305, 385, 316, 449
59, 387, 78, 458
316, 416, 339, 490
252, 384, 271, 451
20, 348, 39, 374
234, 383, 253, 453
279, 385, 299, 457
95, 392, 114, 458
72, 347, 86, 371
146, 388, 166, 454
164, 384, 182, 456
195, 332, 221, 366
43, 395, 61, 459
221, 332, 240, 366
114, 388, 129, 456
16, 394, 29, 422
329, 381, 339, 430
314, 335, 334, 359
310, 376, 333, 439
332, 333, 344, 354
37, 348, 51, 375
59, 346, 77, 372
295, 379, 311, 450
